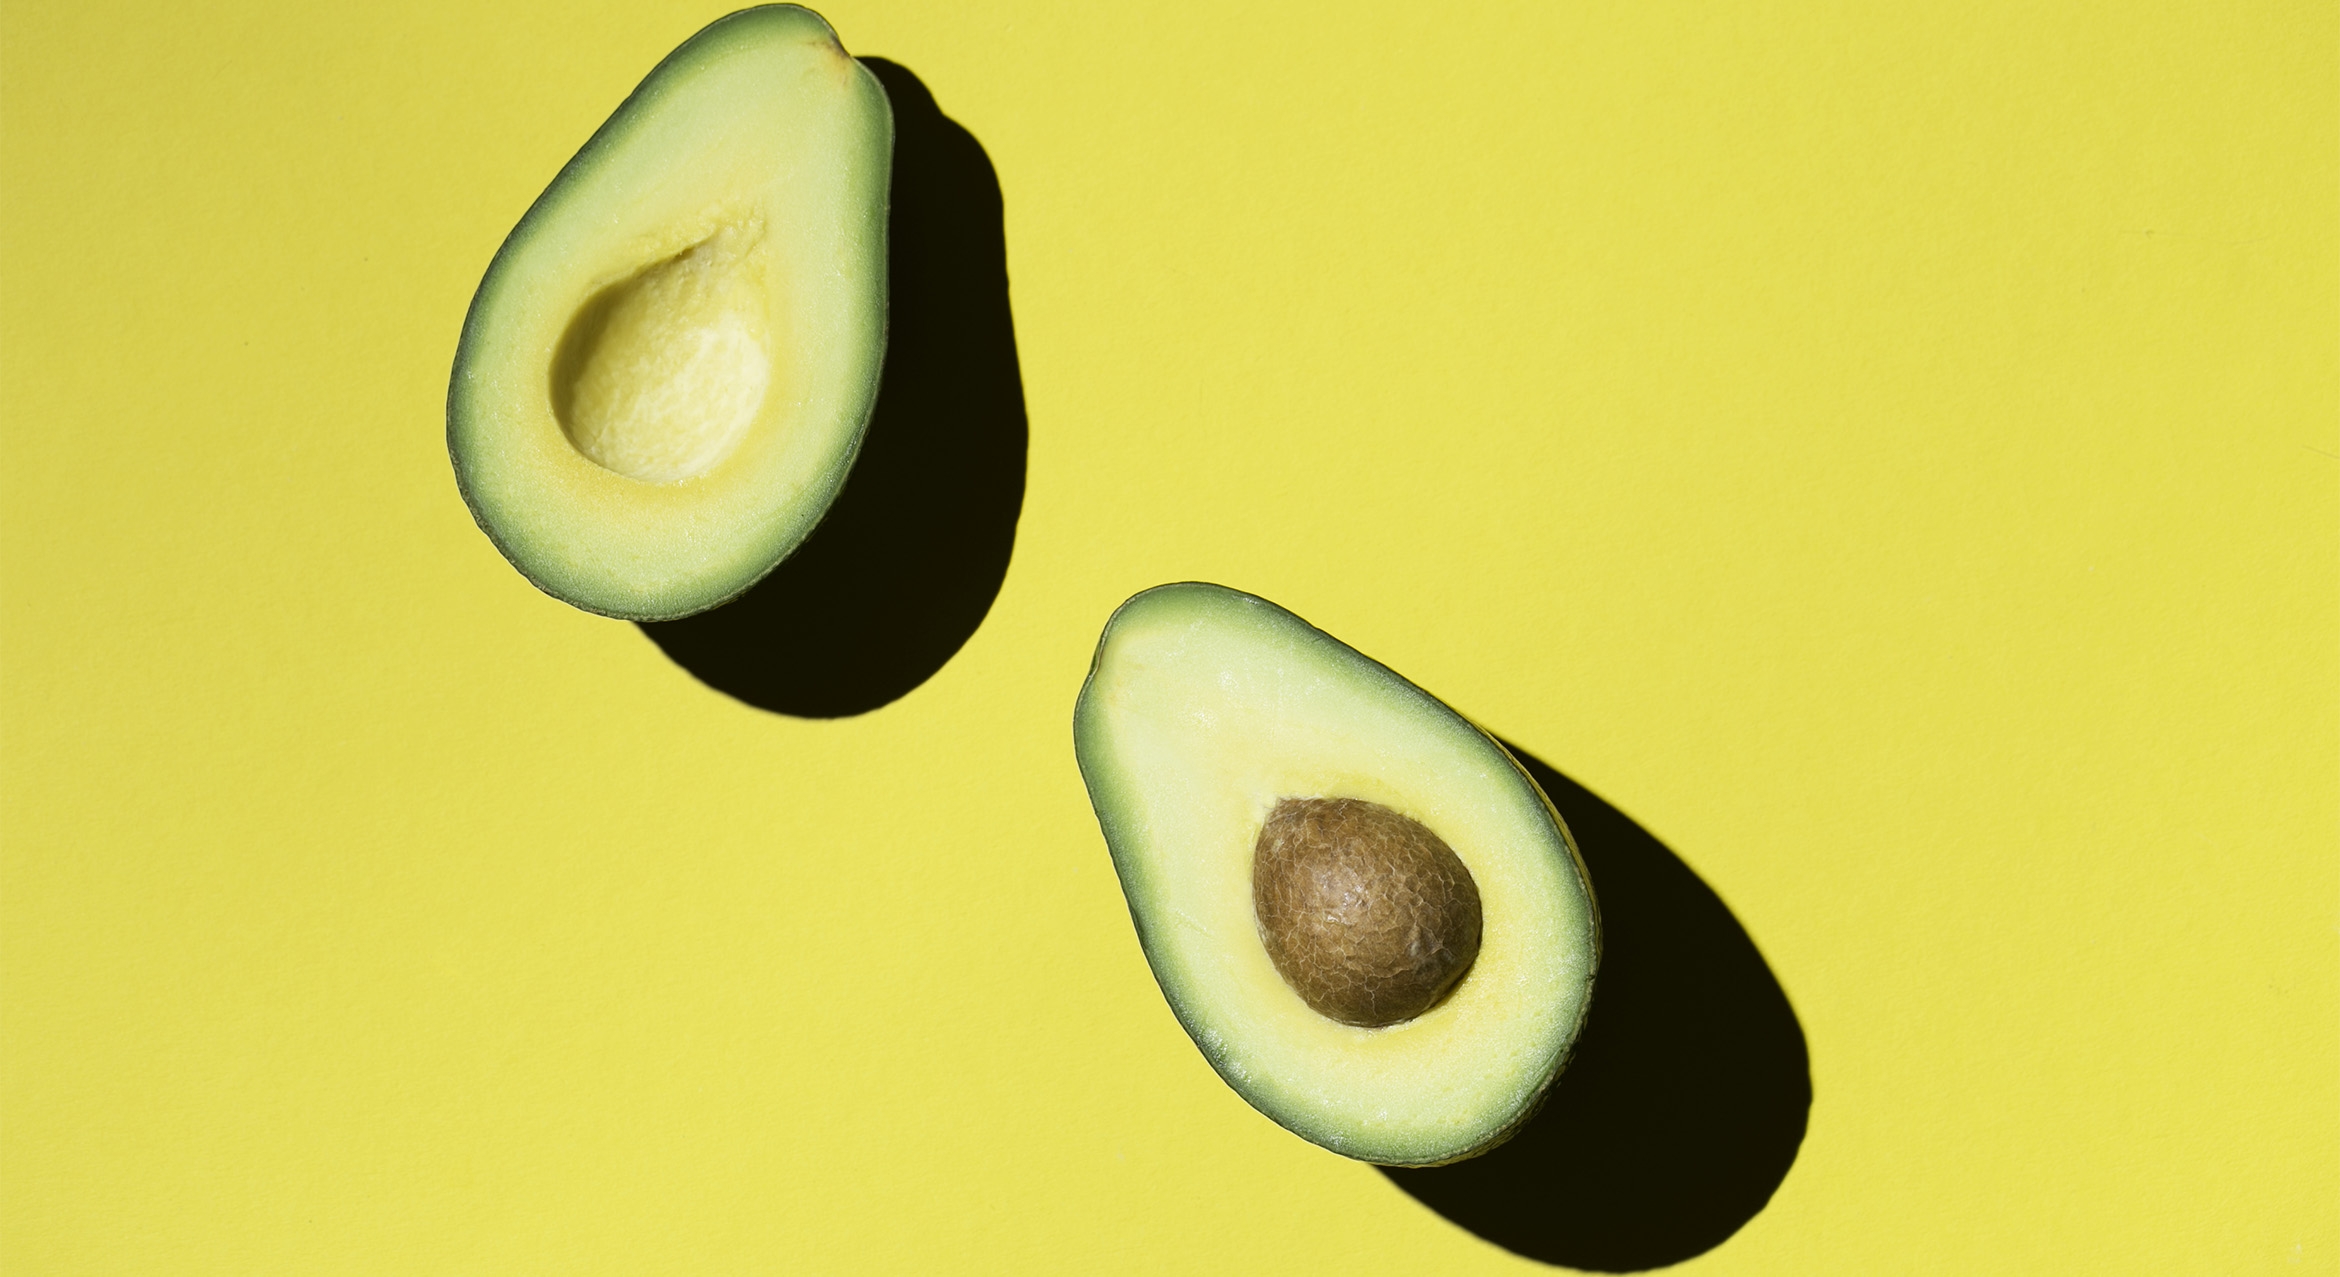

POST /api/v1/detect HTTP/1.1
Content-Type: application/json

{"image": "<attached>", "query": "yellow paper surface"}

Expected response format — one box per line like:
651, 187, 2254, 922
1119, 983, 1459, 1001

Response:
3, 1, 2333, 1271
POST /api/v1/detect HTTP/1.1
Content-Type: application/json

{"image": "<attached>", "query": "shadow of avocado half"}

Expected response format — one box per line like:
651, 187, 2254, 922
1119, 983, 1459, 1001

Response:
640, 59, 1027, 718
1381, 743, 1810, 1272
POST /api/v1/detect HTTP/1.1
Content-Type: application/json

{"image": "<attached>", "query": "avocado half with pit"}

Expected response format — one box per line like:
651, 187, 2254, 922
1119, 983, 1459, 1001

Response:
449, 5, 891, 620
1074, 583, 1600, 1166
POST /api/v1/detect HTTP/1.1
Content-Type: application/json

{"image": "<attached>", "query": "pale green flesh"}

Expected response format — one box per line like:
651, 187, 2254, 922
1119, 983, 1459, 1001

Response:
449, 5, 891, 620
1074, 584, 1600, 1166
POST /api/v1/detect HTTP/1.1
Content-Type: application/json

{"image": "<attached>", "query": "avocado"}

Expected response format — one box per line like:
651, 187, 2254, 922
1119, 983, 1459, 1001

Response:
449, 6, 891, 620
1074, 583, 1600, 1166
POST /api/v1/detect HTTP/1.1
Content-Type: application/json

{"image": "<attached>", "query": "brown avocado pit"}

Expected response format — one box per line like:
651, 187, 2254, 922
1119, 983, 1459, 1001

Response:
1253, 797, 1484, 1028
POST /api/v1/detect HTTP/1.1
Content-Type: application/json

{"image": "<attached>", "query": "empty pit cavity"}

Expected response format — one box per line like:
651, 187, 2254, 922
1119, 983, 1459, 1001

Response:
552, 227, 772, 483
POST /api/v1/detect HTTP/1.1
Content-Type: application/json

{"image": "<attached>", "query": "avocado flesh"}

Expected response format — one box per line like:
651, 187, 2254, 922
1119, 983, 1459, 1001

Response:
449, 5, 891, 620
1074, 584, 1600, 1166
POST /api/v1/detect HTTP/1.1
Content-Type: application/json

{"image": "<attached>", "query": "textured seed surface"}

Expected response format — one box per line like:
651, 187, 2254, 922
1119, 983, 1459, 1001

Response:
1253, 797, 1483, 1027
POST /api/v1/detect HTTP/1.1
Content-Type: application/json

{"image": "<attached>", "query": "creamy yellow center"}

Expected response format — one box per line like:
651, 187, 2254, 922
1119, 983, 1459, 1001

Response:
553, 227, 772, 483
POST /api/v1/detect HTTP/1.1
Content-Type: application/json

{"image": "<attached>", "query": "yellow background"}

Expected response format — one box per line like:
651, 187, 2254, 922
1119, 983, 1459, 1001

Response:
4, 1, 2333, 1271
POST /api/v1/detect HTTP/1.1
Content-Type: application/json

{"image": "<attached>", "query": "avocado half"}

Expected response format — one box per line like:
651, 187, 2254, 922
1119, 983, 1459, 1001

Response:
1074, 583, 1600, 1166
449, 6, 892, 620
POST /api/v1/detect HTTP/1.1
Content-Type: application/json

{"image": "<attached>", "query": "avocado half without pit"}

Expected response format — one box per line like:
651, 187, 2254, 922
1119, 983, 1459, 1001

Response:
448, 5, 891, 620
1074, 583, 1601, 1166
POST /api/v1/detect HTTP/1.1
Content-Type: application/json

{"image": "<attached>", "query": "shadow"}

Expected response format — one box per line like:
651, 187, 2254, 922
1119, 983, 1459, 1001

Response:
640, 59, 1027, 718
1381, 743, 1809, 1271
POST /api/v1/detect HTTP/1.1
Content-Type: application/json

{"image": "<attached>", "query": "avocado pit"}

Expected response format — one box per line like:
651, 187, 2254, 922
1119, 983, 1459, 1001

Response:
1253, 796, 1483, 1028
